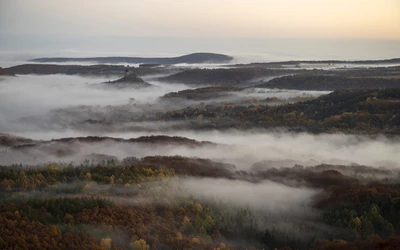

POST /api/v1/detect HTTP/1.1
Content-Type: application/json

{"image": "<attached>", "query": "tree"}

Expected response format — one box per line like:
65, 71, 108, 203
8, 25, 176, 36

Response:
64, 214, 74, 224
100, 238, 112, 250
262, 229, 278, 249
130, 239, 149, 250
85, 172, 92, 181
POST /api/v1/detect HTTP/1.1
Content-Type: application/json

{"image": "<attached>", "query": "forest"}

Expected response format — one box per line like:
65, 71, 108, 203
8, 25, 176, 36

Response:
160, 88, 400, 134
2, 159, 400, 249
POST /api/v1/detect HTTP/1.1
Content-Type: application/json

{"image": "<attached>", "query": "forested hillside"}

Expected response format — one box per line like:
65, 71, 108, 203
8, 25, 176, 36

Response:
161, 88, 400, 134
2, 159, 400, 249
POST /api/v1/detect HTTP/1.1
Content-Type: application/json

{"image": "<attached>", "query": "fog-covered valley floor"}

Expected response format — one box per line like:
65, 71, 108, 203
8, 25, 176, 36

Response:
0, 74, 330, 133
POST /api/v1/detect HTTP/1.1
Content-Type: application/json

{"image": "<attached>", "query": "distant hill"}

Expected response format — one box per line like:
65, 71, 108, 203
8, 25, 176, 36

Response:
159, 67, 289, 85
162, 86, 244, 100
256, 74, 400, 91
104, 73, 152, 88
30, 53, 234, 64
5, 64, 166, 76
0, 67, 15, 76
234, 58, 400, 67
0, 133, 36, 147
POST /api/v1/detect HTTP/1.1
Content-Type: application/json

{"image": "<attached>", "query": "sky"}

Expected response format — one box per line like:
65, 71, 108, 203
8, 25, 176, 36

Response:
0, 0, 399, 59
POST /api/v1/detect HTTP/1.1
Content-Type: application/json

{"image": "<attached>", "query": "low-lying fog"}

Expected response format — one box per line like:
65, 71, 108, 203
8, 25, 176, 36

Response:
6, 175, 326, 242
2, 130, 399, 170
0, 74, 329, 132
237, 88, 330, 99
1, 74, 399, 170
180, 177, 317, 212
0, 74, 191, 128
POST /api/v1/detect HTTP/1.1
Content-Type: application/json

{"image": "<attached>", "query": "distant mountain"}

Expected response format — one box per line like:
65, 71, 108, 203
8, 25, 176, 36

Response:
30, 53, 234, 64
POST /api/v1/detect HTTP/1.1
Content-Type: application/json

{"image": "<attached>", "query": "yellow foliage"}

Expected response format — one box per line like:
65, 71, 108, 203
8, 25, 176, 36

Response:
49, 225, 61, 237
176, 232, 183, 240
351, 217, 361, 231
100, 238, 112, 250
213, 242, 229, 250
144, 168, 154, 175
194, 202, 203, 213
64, 214, 74, 224
323, 115, 341, 124
190, 237, 201, 245
183, 216, 190, 225
46, 164, 61, 172
130, 239, 150, 250
83, 181, 96, 190
85, 172, 92, 181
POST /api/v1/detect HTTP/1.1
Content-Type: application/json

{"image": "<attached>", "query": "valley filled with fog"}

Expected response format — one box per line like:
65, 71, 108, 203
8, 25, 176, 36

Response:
5, 71, 396, 171
1, 54, 400, 250
0, 73, 331, 133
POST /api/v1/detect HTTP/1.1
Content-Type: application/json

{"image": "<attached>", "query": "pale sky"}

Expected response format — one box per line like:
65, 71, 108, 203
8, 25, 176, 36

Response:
0, 0, 399, 60
1, 0, 399, 39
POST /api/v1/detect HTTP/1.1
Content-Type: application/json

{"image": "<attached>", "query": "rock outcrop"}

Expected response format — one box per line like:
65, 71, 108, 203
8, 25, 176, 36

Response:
105, 73, 152, 88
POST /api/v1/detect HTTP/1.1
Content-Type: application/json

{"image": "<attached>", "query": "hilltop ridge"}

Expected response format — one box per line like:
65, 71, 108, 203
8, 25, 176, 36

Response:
105, 73, 152, 87
30, 52, 234, 64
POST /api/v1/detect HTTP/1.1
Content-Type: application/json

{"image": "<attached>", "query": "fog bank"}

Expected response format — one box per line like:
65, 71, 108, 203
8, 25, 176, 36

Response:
1, 131, 399, 170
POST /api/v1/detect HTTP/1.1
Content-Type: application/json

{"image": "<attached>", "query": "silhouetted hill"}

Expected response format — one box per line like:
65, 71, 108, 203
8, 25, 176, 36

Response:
0, 67, 15, 76
159, 67, 289, 85
162, 86, 244, 100
140, 155, 235, 178
0, 133, 36, 147
5, 64, 166, 76
257, 74, 400, 90
9, 135, 216, 151
104, 73, 152, 87
160, 66, 400, 87
30, 53, 233, 64
234, 58, 400, 67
